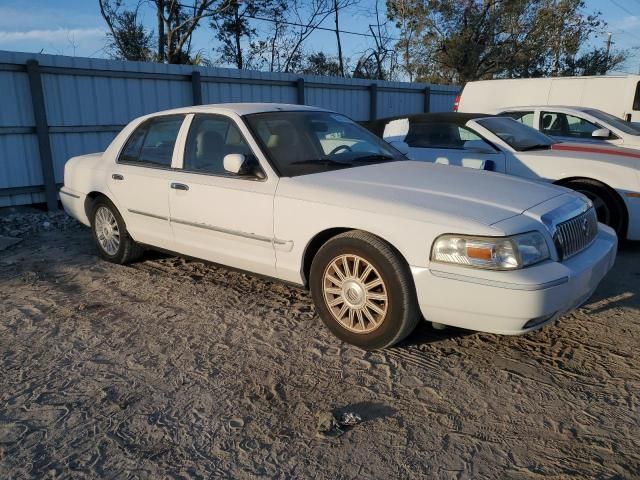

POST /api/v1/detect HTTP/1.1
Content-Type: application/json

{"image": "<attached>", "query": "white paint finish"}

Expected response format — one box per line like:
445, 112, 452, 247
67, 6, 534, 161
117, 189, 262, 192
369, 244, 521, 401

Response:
107, 164, 175, 250
413, 225, 617, 334
491, 106, 640, 150
373, 114, 640, 240
61, 103, 618, 336
458, 76, 640, 122
168, 172, 278, 277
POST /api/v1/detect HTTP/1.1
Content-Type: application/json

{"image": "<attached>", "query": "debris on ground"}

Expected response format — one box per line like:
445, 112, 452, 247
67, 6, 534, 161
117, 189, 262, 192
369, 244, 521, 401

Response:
316, 411, 363, 438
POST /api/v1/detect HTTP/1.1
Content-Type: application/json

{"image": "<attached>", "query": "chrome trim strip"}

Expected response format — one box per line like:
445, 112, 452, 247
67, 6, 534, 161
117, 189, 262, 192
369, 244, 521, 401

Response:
59, 189, 80, 199
429, 269, 569, 291
170, 217, 291, 246
127, 209, 168, 221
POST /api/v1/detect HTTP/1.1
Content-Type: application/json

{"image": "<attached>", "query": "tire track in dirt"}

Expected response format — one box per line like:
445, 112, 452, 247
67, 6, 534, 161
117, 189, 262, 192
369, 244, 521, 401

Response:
1, 229, 639, 478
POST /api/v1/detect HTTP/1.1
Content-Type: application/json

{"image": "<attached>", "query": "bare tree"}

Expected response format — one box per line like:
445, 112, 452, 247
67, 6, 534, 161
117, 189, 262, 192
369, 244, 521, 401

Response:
98, 0, 153, 61
332, 0, 358, 77
153, 0, 223, 63
353, 0, 396, 79
282, 0, 334, 72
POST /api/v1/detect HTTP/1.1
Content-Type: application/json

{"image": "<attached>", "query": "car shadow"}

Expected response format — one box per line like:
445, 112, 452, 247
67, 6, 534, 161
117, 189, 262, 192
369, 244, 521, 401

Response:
397, 320, 475, 347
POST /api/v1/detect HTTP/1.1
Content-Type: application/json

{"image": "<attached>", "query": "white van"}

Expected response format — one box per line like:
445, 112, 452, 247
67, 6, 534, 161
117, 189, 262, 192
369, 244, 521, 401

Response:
455, 76, 640, 122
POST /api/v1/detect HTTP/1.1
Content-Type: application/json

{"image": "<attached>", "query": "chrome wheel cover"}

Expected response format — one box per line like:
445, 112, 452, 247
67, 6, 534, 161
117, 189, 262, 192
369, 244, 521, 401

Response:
94, 206, 120, 256
322, 254, 388, 334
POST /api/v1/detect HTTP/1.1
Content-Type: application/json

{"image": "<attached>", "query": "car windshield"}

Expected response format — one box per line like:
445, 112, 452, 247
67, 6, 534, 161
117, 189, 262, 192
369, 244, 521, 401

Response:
476, 117, 557, 151
244, 111, 404, 177
583, 109, 640, 136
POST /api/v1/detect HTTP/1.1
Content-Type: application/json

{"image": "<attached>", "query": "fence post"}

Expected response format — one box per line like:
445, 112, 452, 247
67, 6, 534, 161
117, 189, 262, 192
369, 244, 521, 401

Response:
26, 59, 58, 211
423, 86, 431, 113
191, 70, 202, 105
369, 83, 378, 120
296, 78, 305, 105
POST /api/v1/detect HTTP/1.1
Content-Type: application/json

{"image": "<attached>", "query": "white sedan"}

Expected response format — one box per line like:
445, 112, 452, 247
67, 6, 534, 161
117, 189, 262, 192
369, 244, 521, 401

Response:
366, 113, 640, 241
60, 103, 616, 349
494, 105, 640, 149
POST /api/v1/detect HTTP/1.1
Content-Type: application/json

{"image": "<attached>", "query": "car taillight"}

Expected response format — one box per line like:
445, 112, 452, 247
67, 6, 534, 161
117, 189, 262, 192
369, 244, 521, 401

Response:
453, 95, 460, 111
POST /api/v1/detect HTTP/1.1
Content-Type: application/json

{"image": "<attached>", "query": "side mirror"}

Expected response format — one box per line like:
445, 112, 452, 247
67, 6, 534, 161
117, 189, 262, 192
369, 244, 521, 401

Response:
223, 153, 246, 174
389, 140, 410, 155
592, 128, 610, 139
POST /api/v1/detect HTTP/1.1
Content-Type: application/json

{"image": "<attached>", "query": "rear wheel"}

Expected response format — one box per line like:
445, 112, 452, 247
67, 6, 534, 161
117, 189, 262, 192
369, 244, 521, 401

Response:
310, 231, 420, 350
91, 197, 144, 264
565, 180, 626, 239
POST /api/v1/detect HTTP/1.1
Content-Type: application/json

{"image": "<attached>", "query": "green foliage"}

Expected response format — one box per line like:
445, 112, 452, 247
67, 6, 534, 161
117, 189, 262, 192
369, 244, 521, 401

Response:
387, 0, 628, 84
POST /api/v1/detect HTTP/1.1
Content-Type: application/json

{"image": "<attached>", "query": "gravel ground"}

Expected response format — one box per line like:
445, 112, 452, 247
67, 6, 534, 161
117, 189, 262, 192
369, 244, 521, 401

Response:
0, 212, 639, 479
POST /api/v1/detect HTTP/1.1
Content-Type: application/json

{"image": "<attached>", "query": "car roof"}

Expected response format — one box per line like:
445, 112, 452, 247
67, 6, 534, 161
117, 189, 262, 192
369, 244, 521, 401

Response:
498, 105, 592, 113
361, 112, 496, 135
144, 102, 330, 117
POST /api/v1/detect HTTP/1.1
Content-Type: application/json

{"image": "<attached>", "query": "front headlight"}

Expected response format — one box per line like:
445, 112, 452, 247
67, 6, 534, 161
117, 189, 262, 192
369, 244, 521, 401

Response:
431, 231, 550, 270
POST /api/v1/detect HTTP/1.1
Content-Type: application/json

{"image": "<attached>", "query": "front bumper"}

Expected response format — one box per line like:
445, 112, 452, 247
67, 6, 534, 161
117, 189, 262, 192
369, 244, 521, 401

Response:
412, 225, 617, 335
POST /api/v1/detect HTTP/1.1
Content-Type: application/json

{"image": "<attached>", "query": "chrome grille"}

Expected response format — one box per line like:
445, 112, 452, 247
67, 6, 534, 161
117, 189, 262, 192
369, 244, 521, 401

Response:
553, 207, 598, 260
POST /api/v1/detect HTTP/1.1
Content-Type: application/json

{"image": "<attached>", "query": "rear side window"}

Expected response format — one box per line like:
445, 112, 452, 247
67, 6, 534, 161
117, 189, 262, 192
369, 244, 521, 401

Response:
501, 111, 534, 128
119, 115, 185, 167
634, 82, 640, 111
405, 121, 489, 150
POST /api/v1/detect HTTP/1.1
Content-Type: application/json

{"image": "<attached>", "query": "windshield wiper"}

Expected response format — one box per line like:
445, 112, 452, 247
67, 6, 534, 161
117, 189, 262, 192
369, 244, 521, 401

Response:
349, 154, 395, 163
520, 144, 552, 151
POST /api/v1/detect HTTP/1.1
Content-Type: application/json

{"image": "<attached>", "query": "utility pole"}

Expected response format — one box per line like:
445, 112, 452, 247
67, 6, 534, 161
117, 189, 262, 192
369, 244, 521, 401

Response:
605, 32, 612, 75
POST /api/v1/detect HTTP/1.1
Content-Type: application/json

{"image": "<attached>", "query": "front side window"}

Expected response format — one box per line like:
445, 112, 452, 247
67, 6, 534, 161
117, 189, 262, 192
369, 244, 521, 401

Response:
476, 117, 556, 151
405, 121, 492, 151
245, 111, 403, 177
501, 111, 534, 128
540, 112, 599, 139
119, 115, 184, 167
183, 114, 254, 175
584, 109, 640, 136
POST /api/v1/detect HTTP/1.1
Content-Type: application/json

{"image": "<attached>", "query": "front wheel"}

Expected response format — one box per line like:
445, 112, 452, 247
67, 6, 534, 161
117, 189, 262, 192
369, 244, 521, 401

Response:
91, 197, 144, 264
310, 231, 421, 350
566, 180, 627, 239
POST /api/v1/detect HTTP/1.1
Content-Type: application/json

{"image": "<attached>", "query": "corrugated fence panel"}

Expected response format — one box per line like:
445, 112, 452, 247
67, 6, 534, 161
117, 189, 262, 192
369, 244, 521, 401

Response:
430, 89, 460, 112
0, 50, 459, 207
306, 86, 370, 120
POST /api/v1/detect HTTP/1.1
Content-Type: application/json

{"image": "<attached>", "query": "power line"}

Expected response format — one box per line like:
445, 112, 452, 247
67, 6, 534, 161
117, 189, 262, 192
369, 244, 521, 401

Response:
610, 0, 636, 16
175, 1, 400, 42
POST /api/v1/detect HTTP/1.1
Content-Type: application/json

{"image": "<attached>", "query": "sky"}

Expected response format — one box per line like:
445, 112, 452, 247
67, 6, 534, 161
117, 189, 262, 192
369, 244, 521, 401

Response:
2, 0, 640, 75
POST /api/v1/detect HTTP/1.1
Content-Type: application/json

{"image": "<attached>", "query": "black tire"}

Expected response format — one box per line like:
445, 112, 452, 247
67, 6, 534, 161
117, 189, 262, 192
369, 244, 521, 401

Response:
565, 180, 627, 239
90, 196, 144, 264
309, 230, 420, 350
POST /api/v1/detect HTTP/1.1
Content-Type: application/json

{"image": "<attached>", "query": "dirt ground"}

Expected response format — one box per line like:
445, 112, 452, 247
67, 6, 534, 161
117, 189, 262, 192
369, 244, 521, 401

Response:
1, 220, 639, 479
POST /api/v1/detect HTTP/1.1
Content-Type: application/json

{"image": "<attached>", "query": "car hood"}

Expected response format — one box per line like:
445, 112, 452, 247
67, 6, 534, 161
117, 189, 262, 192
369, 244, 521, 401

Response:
277, 161, 567, 227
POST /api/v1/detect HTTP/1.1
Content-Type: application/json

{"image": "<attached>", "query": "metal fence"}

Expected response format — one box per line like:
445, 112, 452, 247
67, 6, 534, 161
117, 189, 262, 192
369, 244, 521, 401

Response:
0, 50, 460, 209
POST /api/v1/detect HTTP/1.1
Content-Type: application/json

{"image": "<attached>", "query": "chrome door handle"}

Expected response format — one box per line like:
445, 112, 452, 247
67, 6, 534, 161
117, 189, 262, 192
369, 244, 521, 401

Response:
112, 174, 124, 180
170, 182, 189, 191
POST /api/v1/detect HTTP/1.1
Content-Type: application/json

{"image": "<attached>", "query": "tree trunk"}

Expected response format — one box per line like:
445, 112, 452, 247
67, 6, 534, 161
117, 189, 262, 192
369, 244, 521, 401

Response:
234, 5, 243, 69
157, 0, 165, 62
333, 0, 344, 77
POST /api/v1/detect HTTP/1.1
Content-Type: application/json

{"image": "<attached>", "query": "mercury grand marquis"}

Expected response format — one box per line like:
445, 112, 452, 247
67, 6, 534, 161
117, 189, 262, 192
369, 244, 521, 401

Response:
60, 103, 617, 349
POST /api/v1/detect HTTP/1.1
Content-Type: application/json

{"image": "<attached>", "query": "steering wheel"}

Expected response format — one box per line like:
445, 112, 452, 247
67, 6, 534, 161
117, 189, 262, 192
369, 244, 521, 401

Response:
328, 144, 353, 156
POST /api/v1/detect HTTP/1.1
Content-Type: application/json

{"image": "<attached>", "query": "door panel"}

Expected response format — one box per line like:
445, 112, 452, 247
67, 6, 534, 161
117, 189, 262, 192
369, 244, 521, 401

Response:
107, 114, 185, 250
169, 113, 278, 277
108, 165, 174, 249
